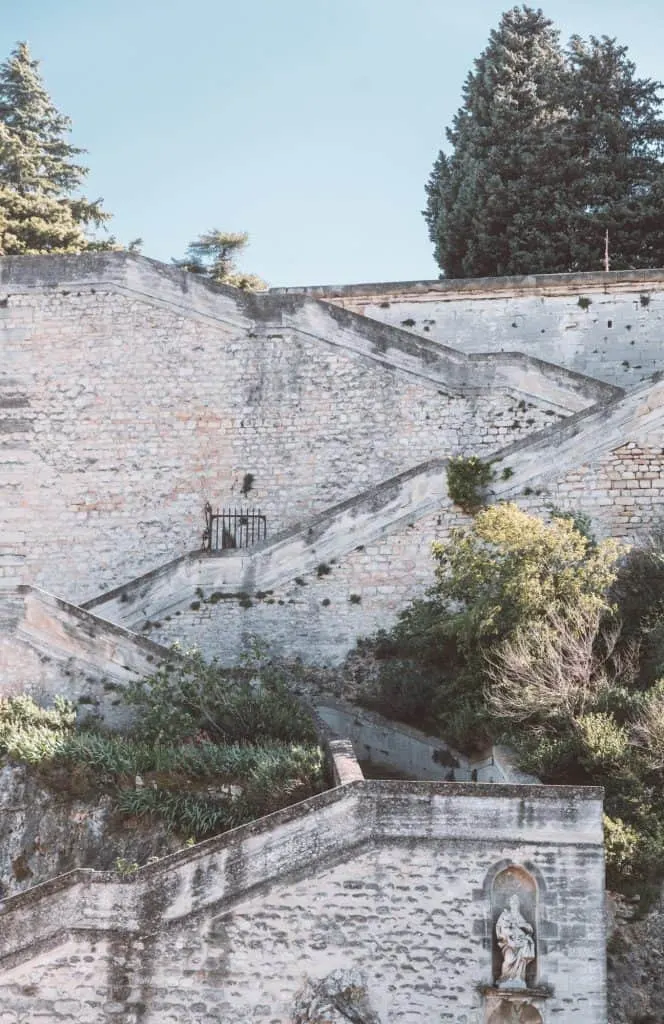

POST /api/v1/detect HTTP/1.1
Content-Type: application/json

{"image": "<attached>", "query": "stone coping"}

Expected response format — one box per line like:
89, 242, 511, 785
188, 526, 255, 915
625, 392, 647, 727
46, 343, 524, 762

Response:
0, 779, 602, 909
271, 266, 664, 299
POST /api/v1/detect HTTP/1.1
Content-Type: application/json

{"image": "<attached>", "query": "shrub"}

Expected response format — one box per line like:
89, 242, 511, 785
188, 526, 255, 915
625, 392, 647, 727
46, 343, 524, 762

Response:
355, 505, 664, 890
445, 456, 494, 513
123, 649, 317, 746
0, 652, 326, 844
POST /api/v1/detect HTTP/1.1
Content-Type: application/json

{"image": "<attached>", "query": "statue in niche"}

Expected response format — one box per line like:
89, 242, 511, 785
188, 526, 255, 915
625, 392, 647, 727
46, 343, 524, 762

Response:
495, 894, 536, 989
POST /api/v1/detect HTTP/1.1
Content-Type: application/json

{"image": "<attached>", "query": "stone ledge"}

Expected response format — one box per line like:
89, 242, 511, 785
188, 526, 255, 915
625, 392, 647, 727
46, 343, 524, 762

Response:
479, 985, 553, 999
272, 266, 664, 300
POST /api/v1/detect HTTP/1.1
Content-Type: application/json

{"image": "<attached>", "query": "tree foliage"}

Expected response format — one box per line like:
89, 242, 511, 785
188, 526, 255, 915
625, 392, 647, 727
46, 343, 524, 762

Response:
360, 504, 664, 888
425, 6, 664, 277
0, 42, 112, 254
174, 229, 267, 290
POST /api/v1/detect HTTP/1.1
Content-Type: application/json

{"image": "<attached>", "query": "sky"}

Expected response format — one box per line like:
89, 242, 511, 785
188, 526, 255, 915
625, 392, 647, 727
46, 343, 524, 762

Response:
2, 0, 663, 287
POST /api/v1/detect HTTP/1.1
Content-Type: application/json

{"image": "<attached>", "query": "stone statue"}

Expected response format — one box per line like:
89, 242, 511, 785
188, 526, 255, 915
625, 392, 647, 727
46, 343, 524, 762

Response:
495, 895, 536, 989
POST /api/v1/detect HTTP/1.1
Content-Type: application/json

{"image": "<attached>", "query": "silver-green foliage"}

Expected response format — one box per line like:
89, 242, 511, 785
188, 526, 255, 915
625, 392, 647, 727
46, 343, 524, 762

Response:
0, 650, 326, 842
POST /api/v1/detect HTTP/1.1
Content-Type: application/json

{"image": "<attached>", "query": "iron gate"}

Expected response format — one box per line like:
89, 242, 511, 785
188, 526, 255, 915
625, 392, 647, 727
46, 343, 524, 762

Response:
203, 502, 267, 551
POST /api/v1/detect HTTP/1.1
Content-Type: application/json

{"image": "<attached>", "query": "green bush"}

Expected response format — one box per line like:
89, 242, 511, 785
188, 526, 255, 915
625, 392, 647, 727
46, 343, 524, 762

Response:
357, 504, 664, 889
123, 648, 317, 746
0, 651, 326, 843
445, 456, 494, 513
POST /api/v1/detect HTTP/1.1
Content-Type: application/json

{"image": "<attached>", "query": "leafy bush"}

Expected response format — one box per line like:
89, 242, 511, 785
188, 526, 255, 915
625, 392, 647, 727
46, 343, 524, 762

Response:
357, 504, 664, 888
365, 504, 620, 748
0, 695, 76, 763
0, 652, 326, 843
446, 456, 494, 513
123, 648, 317, 746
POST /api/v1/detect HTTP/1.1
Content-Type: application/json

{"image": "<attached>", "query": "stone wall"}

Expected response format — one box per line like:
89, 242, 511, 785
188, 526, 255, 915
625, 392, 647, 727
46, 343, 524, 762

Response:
6, 253, 664, 681
69, 377, 664, 669
1, 254, 604, 604
277, 268, 664, 389
0, 587, 166, 726
0, 780, 606, 1023
314, 699, 538, 784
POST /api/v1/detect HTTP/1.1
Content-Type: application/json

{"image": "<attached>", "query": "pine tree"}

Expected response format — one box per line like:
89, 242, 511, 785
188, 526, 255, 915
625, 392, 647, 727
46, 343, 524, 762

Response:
174, 230, 267, 290
425, 6, 566, 278
562, 35, 664, 270
425, 8, 664, 277
0, 42, 111, 255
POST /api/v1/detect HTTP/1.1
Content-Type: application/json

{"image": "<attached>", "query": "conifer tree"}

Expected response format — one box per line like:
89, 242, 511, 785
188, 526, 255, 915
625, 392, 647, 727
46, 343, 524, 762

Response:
424, 6, 566, 278
174, 230, 267, 290
562, 35, 664, 270
0, 42, 111, 255
425, 7, 664, 277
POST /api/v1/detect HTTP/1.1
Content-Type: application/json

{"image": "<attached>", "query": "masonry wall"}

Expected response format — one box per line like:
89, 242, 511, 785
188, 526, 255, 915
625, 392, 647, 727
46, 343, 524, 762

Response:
0, 256, 577, 605
283, 270, 664, 388
0, 781, 606, 1024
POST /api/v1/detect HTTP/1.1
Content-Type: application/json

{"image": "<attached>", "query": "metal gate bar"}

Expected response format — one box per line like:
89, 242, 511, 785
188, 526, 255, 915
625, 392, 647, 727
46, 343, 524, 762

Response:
203, 502, 267, 551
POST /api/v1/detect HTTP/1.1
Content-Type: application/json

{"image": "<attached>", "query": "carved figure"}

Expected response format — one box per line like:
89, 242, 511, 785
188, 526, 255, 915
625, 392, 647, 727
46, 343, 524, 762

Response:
495, 894, 536, 989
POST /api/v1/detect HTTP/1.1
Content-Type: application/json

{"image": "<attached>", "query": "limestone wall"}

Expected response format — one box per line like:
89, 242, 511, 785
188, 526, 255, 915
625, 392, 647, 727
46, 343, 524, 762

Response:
0, 254, 610, 603
0, 587, 165, 725
277, 268, 664, 388
69, 378, 664, 669
0, 780, 606, 1023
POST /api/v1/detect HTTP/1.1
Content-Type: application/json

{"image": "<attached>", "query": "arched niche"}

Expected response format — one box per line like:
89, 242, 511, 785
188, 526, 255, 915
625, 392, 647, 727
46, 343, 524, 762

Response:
492, 865, 538, 989
488, 1003, 543, 1024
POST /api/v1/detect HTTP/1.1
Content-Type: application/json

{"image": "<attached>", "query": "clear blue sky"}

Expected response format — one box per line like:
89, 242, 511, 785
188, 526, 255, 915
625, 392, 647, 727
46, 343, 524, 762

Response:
3, 0, 663, 286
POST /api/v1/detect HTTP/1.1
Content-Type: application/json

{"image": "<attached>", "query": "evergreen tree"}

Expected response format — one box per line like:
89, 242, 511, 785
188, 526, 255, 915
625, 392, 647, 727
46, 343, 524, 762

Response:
174, 230, 267, 290
425, 8, 664, 277
562, 35, 664, 270
0, 42, 111, 255
425, 6, 567, 278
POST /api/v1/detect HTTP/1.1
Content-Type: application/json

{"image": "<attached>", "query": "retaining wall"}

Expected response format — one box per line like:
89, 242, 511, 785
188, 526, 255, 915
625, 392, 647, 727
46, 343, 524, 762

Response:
0, 779, 605, 1023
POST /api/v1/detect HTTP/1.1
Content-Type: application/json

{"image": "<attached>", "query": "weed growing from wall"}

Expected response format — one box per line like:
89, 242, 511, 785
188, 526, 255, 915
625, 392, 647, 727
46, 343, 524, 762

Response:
446, 456, 494, 513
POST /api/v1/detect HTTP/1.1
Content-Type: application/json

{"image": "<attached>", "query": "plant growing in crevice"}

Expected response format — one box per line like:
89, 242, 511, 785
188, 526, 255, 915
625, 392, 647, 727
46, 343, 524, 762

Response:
446, 455, 494, 513
241, 472, 254, 496
578, 296, 592, 310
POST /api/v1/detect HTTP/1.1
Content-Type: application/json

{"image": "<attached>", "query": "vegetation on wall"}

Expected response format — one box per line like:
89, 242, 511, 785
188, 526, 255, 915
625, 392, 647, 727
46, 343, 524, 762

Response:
446, 455, 494, 513
173, 229, 267, 291
0, 650, 325, 844
424, 6, 664, 278
359, 503, 664, 891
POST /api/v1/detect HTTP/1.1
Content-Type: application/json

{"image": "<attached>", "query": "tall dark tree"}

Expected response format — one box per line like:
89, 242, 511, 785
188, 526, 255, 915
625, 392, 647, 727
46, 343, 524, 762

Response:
425, 7, 664, 277
0, 42, 111, 254
425, 6, 567, 278
562, 35, 664, 270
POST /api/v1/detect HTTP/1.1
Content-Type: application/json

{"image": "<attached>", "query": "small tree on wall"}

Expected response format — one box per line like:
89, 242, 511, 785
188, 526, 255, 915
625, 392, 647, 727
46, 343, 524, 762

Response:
173, 229, 267, 290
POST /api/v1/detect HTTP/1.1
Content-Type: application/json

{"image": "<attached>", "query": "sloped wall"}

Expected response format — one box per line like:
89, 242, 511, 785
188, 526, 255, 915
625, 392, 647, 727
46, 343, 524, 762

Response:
0, 781, 606, 1023
0, 254, 606, 603
278, 268, 664, 388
